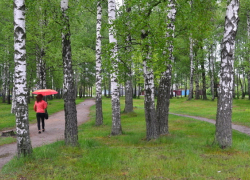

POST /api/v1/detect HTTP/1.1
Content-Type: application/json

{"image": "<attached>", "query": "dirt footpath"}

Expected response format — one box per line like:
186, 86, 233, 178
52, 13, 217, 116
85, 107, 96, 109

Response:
0, 98, 95, 171
170, 113, 250, 136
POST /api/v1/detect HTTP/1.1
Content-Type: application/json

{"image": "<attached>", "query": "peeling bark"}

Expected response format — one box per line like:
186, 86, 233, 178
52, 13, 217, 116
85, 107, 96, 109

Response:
156, 0, 176, 136
61, 0, 78, 146
108, 0, 122, 135
124, 77, 133, 113
247, 12, 250, 100
14, 0, 32, 157
195, 59, 200, 100
123, 4, 133, 113
157, 66, 171, 135
95, 1, 103, 126
201, 48, 207, 100
143, 49, 158, 140
36, 46, 47, 89
140, 3, 160, 140
11, 72, 17, 114
208, 45, 215, 101
215, 0, 239, 148
2, 62, 7, 103
188, 37, 194, 100
240, 76, 245, 99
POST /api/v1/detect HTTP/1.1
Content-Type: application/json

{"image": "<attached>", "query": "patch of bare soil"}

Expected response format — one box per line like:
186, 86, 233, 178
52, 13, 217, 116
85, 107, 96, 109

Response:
0, 99, 95, 171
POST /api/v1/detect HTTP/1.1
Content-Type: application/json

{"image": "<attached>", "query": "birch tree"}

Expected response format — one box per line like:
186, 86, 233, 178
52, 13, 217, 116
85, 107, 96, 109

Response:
215, 0, 239, 148
36, 2, 47, 90
143, 47, 158, 140
140, 2, 161, 140
123, 1, 133, 113
108, 0, 122, 135
247, 11, 250, 100
11, 73, 17, 114
201, 47, 208, 100
14, 0, 32, 157
208, 45, 215, 101
36, 47, 47, 89
156, 0, 176, 135
188, 37, 194, 100
95, 0, 103, 126
195, 54, 200, 99
61, 0, 78, 146
1, 61, 8, 103
186, 0, 194, 100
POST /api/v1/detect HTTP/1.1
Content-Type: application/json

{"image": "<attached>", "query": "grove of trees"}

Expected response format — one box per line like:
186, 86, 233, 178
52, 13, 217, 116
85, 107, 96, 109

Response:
0, 0, 249, 156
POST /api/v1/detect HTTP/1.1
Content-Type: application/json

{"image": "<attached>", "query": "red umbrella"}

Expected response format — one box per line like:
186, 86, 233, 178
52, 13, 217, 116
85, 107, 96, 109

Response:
32, 89, 58, 96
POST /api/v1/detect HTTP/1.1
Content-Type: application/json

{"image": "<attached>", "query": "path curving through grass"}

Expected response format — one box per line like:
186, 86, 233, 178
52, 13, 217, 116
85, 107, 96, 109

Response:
170, 112, 250, 136
0, 99, 95, 171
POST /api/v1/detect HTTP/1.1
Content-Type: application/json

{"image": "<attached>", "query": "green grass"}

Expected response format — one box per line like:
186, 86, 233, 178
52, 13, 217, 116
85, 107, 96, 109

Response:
1, 97, 250, 179
0, 136, 16, 146
169, 97, 250, 127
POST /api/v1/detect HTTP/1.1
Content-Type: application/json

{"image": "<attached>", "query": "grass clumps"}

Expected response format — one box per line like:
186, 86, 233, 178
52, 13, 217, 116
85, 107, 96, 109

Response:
1, 97, 250, 179
0, 137, 16, 146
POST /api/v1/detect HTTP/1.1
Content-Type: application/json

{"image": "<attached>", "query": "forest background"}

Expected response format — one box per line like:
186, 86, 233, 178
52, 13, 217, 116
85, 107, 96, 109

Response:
0, 0, 249, 153
1, 0, 250, 178
1, 0, 249, 103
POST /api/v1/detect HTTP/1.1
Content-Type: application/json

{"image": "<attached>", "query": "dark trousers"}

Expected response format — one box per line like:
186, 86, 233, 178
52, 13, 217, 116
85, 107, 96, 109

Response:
36, 113, 45, 131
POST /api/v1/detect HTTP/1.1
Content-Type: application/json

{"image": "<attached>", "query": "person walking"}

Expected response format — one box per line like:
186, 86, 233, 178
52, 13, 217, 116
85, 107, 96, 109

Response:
33, 94, 47, 134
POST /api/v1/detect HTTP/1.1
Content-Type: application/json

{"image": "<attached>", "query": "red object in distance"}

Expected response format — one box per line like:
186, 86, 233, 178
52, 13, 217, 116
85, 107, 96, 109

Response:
32, 89, 58, 96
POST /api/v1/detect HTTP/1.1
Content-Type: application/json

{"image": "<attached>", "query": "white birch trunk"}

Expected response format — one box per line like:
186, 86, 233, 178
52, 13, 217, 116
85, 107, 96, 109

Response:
240, 73, 245, 99
124, 75, 133, 113
2, 62, 7, 103
14, 0, 32, 157
201, 61, 207, 100
123, 3, 133, 113
61, 0, 78, 146
108, 0, 122, 135
95, 1, 103, 126
188, 37, 194, 100
215, 0, 239, 148
35, 5, 47, 90
156, 0, 176, 135
36, 47, 41, 89
211, 46, 215, 100
143, 48, 158, 140
247, 12, 250, 100
11, 73, 17, 114
195, 64, 200, 99
6, 60, 11, 104
209, 46, 215, 101
36, 46, 47, 89
40, 49, 47, 89
140, 3, 158, 140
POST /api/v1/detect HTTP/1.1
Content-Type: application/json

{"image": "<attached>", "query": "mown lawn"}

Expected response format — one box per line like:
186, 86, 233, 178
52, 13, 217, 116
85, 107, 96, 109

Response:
1, 97, 250, 179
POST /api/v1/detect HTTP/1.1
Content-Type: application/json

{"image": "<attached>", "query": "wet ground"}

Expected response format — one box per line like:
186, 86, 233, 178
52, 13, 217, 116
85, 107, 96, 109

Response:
1, 100, 250, 171
0, 98, 95, 170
